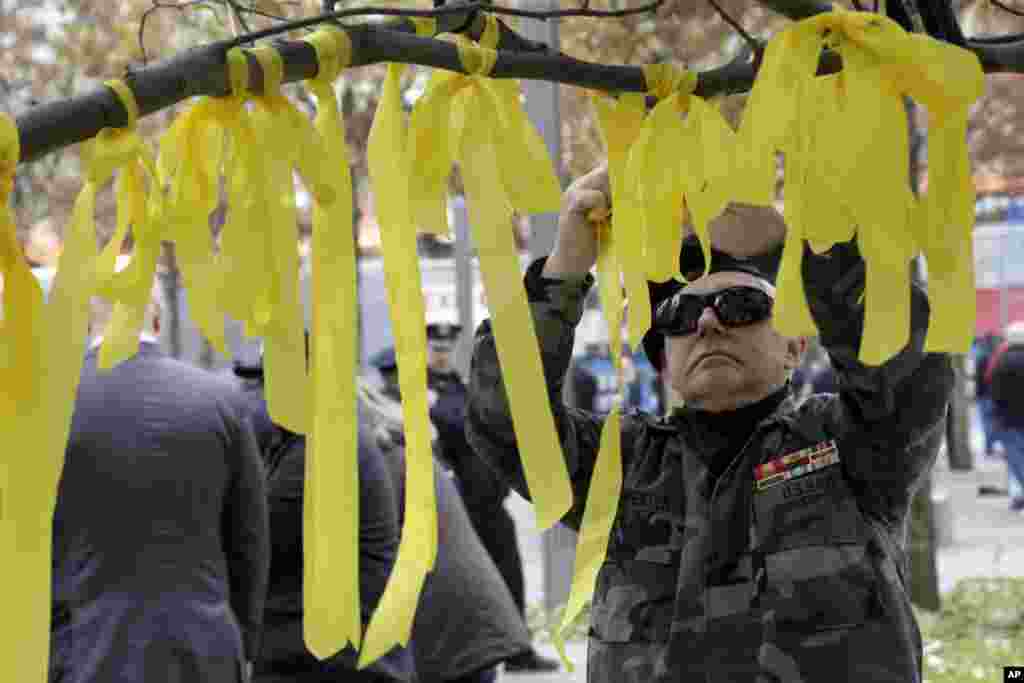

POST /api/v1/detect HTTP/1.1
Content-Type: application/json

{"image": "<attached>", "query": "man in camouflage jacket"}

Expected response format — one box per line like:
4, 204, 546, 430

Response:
465, 165, 952, 682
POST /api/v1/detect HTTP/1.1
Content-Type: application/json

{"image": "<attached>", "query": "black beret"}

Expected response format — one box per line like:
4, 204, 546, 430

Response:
426, 322, 463, 342
370, 346, 398, 372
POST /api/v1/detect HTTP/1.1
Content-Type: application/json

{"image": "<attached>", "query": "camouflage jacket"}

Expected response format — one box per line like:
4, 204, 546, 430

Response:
466, 242, 953, 683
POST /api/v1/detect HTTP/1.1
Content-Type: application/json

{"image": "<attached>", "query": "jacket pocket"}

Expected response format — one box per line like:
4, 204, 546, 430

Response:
589, 559, 676, 643
753, 465, 875, 632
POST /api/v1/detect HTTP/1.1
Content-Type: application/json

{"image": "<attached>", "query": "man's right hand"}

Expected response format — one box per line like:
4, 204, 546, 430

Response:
543, 164, 610, 279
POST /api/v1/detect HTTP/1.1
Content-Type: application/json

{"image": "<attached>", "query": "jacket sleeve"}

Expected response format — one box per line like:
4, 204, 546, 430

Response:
222, 407, 271, 661
802, 240, 954, 521
465, 257, 606, 531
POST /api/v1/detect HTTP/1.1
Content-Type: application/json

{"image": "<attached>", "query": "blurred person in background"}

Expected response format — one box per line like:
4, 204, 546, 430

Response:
426, 320, 559, 674
987, 321, 1024, 512
230, 354, 415, 683
52, 272, 268, 683
359, 378, 533, 683
972, 331, 1004, 459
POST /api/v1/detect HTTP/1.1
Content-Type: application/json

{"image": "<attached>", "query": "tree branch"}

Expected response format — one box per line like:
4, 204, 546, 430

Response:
14, 2, 1024, 167
752, 0, 832, 21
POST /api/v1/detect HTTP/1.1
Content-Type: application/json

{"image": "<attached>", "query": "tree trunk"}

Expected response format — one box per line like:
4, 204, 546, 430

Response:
904, 95, 942, 611
946, 354, 974, 470
160, 242, 183, 360
908, 474, 942, 611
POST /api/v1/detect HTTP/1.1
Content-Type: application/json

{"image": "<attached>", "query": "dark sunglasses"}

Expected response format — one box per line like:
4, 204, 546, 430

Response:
654, 286, 774, 337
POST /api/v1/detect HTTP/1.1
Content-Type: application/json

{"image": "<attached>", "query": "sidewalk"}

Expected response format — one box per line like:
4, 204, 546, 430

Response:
501, 409, 1024, 683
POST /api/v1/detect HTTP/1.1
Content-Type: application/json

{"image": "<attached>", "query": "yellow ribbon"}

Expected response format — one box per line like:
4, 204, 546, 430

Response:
405, 15, 572, 532
2, 103, 139, 682
744, 9, 984, 363
93, 80, 164, 370
553, 218, 625, 671
626, 64, 735, 283
410, 16, 437, 37
592, 93, 648, 348
243, 45, 337, 435
0, 117, 46, 683
0, 112, 46, 683
157, 95, 232, 357
361, 62, 437, 668
215, 49, 275, 339
299, 26, 364, 659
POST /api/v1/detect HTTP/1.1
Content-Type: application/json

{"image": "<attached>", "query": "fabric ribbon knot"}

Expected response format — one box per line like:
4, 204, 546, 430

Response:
626, 63, 735, 282
360, 13, 572, 668
296, 24, 365, 661
406, 13, 571, 529
740, 8, 984, 363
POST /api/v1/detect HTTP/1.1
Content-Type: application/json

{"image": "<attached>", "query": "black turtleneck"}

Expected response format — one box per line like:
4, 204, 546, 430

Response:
675, 384, 790, 481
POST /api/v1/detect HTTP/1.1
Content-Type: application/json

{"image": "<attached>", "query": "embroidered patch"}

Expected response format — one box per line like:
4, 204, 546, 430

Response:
754, 440, 839, 492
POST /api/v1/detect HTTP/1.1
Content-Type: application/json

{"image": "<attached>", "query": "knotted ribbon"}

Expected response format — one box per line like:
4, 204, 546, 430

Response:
552, 213, 625, 670
93, 80, 164, 370
360, 61, 438, 668
2, 92, 141, 681
740, 9, 984, 362
0, 115, 46, 683
626, 64, 737, 283
298, 26, 364, 660
403, 15, 572, 534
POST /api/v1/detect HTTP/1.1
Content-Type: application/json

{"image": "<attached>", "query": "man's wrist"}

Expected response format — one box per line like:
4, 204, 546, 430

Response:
524, 257, 593, 325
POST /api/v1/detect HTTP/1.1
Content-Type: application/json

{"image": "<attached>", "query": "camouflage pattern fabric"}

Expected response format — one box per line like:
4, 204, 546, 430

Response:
466, 242, 952, 683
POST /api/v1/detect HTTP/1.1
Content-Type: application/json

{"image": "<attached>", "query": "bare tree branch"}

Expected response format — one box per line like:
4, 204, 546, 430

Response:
14, 0, 1024, 169
752, 0, 832, 21
707, 0, 761, 52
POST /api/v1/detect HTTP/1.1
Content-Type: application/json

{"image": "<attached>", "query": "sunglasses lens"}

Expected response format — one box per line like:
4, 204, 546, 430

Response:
656, 287, 773, 336
716, 288, 773, 325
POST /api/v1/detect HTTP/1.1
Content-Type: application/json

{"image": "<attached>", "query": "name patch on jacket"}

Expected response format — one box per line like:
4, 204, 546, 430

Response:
754, 440, 839, 492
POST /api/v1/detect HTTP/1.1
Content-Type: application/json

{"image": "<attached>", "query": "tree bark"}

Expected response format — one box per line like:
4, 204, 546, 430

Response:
947, 354, 974, 470
13, 3, 1024, 167
908, 474, 942, 611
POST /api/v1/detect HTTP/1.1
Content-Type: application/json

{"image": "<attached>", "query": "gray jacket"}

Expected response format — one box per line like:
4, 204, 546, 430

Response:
51, 343, 269, 683
466, 242, 953, 683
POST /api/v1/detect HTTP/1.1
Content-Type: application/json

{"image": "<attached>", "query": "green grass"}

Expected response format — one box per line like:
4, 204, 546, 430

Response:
918, 578, 1024, 682
528, 577, 1024, 680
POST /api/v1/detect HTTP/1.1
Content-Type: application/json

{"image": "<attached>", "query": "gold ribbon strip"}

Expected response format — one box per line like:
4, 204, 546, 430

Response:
360, 62, 438, 668
93, 80, 164, 370
553, 218, 625, 671
404, 15, 572, 534
299, 26, 364, 659
741, 9, 984, 363
2, 102, 139, 682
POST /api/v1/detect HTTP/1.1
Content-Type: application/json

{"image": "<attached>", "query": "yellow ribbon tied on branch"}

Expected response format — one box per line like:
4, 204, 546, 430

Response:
240, 45, 338, 435
1, 99, 139, 682
404, 15, 572, 531
360, 62, 437, 669
298, 26, 364, 660
742, 9, 984, 362
553, 216, 625, 671
93, 80, 165, 370
592, 93, 648, 347
626, 65, 737, 283
0, 117, 46, 683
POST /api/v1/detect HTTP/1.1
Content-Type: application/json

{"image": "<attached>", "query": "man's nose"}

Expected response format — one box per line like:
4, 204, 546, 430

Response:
696, 305, 725, 336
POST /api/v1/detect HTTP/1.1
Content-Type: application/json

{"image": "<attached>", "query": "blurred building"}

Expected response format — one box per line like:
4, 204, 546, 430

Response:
973, 175, 1024, 334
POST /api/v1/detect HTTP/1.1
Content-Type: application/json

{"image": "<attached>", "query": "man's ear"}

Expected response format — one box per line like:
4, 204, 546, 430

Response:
785, 336, 807, 371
